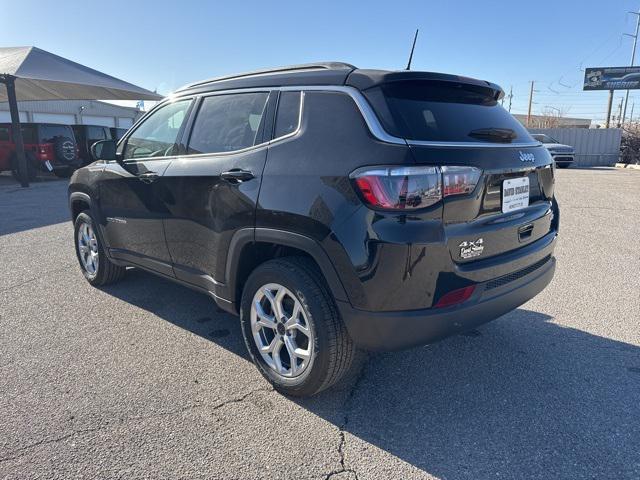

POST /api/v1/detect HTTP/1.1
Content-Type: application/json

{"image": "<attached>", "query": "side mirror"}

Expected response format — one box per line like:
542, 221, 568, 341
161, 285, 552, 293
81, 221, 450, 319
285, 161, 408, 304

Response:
90, 139, 117, 161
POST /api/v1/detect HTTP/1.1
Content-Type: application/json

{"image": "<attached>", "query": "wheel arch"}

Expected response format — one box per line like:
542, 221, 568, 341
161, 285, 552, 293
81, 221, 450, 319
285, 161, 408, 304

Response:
69, 191, 92, 221
223, 228, 349, 314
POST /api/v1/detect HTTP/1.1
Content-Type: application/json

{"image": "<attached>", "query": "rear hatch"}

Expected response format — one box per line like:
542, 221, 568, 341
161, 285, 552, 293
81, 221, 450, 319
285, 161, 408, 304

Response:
361, 78, 556, 263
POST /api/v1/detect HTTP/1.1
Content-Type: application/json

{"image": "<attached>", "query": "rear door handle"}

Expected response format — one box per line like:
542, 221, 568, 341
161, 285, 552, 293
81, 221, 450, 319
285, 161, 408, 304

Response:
138, 171, 159, 184
221, 169, 255, 183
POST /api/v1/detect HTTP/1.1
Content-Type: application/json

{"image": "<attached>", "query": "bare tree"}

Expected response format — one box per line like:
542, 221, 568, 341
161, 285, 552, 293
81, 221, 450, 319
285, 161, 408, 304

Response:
620, 121, 640, 164
529, 107, 570, 128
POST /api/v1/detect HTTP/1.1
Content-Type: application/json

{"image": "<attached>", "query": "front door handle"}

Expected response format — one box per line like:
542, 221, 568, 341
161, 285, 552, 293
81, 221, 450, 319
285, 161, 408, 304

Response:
221, 169, 255, 183
138, 171, 159, 184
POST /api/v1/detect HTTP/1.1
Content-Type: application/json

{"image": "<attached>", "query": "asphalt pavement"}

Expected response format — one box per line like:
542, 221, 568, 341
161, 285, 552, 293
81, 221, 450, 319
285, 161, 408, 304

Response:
0, 168, 639, 479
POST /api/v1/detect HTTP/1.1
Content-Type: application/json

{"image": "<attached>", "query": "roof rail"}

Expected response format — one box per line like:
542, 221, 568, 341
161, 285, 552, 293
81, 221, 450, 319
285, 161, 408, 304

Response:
177, 62, 357, 91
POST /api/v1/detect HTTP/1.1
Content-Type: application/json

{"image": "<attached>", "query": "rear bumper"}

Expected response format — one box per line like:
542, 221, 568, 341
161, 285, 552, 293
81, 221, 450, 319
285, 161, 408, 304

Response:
338, 251, 556, 351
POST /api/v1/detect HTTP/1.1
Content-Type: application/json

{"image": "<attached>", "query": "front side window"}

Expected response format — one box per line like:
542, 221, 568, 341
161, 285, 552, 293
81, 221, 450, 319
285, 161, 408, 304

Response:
123, 99, 191, 160
187, 92, 269, 155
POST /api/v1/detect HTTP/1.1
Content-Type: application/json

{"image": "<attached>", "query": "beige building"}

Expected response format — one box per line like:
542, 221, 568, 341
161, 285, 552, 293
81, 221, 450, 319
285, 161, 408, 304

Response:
513, 114, 592, 129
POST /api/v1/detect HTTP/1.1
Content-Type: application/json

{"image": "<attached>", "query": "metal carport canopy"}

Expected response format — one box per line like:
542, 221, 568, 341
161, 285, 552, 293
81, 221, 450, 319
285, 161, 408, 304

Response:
0, 46, 162, 186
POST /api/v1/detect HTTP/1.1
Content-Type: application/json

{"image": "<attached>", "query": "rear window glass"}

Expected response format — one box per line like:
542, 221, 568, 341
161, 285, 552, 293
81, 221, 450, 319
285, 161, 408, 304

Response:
38, 124, 73, 143
366, 80, 532, 143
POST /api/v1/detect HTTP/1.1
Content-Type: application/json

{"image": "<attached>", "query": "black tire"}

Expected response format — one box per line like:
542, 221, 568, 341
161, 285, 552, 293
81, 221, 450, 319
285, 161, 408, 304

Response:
54, 167, 75, 178
10, 151, 37, 182
240, 257, 362, 397
74, 211, 126, 286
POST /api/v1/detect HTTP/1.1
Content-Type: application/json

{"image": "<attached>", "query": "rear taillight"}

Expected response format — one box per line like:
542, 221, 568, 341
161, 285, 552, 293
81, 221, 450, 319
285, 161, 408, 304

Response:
441, 166, 482, 197
351, 165, 481, 211
434, 285, 476, 308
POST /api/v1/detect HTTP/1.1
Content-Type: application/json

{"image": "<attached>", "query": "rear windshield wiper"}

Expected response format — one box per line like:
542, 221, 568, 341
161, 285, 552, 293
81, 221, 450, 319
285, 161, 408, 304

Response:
468, 128, 517, 143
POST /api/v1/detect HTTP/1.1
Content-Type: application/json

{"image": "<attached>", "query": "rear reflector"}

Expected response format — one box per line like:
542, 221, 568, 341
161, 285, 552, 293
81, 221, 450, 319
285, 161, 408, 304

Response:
434, 285, 476, 308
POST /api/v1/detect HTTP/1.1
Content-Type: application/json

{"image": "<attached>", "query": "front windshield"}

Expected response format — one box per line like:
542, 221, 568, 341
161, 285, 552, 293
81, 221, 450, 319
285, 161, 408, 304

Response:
532, 134, 558, 144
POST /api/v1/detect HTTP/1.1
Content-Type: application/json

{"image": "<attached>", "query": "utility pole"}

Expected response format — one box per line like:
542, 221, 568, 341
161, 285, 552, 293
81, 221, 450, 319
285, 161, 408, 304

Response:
527, 81, 535, 127
606, 89, 614, 128
617, 96, 624, 127
630, 101, 635, 124
622, 10, 640, 124
507, 86, 513, 112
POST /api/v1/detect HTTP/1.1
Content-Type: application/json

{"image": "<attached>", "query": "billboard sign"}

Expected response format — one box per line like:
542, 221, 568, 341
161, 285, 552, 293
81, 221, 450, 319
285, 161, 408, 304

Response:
584, 66, 640, 91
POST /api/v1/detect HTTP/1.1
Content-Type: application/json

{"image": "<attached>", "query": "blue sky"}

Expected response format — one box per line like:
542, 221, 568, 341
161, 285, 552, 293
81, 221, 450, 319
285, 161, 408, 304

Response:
3, 0, 640, 121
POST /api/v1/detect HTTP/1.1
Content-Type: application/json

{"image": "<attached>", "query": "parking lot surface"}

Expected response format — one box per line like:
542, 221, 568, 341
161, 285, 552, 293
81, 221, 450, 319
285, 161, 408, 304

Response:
0, 168, 639, 479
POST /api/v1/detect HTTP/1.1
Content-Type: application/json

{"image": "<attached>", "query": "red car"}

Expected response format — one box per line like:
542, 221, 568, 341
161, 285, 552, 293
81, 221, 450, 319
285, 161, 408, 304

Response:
0, 123, 80, 180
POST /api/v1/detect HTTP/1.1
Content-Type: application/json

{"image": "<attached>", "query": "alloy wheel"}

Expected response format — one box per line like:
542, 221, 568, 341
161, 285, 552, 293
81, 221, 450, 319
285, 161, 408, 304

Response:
77, 221, 99, 277
250, 283, 314, 378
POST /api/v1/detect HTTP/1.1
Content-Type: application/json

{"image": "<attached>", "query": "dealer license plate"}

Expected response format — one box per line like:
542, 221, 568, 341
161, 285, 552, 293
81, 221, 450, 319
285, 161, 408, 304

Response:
502, 177, 530, 213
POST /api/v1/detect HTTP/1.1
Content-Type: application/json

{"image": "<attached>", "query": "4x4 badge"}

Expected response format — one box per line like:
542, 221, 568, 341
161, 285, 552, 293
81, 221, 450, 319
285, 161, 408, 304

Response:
459, 238, 484, 259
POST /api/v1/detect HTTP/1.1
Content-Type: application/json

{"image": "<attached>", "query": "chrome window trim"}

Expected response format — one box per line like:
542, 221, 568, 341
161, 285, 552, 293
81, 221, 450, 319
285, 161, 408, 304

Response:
280, 85, 541, 148
280, 85, 406, 145
171, 90, 304, 160
159, 84, 541, 154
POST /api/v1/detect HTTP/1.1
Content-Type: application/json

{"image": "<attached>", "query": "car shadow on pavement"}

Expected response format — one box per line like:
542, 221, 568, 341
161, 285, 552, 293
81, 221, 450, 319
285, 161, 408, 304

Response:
102, 268, 640, 479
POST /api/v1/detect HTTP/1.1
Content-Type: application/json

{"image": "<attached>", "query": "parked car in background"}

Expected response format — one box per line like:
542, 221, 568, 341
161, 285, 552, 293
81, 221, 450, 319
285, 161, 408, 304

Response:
0, 122, 79, 179
72, 124, 112, 166
532, 134, 574, 168
69, 63, 558, 396
110, 127, 128, 141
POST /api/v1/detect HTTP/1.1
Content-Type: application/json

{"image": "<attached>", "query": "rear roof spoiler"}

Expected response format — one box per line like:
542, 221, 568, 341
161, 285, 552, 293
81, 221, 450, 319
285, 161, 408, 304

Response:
346, 69, 504, 100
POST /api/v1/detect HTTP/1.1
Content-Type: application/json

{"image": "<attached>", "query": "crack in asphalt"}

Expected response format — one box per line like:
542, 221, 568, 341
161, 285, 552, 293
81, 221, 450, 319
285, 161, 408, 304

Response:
0, 386, 273, 464
325, 354, 372, 480
0, 267, 70, 294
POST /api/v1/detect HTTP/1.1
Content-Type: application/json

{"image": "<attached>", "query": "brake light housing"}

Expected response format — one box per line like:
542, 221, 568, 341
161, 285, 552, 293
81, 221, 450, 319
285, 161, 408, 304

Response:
351, 165, 481, 211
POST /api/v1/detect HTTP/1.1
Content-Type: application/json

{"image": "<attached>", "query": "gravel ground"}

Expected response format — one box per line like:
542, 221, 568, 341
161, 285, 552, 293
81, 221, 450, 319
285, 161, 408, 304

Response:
0, 168, 638, 479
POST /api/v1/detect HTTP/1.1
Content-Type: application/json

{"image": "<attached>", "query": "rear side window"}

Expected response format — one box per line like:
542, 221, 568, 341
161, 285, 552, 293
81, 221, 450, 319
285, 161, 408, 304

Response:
274, 91, 301, 138
19, 126, 36, 143
365, 80, 532, 143
87, 126, 108, 141
188, 92, 269, 155
39, 124, 73, 143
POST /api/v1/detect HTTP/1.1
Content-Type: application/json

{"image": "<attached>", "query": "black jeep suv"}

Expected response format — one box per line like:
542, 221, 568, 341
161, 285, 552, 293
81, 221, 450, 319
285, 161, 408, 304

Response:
68, 63, 558, 396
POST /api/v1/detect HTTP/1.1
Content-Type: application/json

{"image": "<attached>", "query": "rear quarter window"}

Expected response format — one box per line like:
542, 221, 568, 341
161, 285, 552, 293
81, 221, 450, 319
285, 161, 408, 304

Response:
365, 80, 533, 143
274, 91, 302, 138
38, 124, 74, 143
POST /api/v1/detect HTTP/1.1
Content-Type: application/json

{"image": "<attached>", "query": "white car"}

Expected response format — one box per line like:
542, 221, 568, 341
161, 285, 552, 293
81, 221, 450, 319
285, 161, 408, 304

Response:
532, 134, 574, 168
